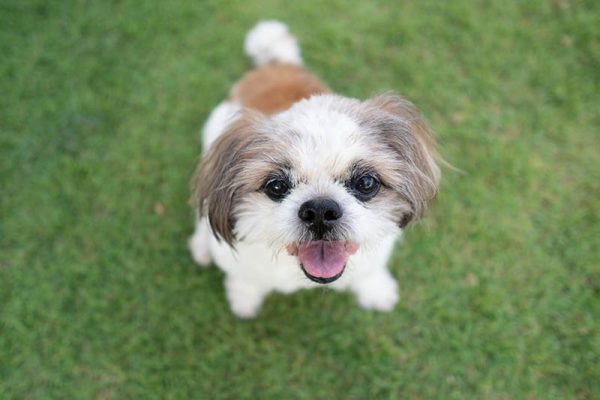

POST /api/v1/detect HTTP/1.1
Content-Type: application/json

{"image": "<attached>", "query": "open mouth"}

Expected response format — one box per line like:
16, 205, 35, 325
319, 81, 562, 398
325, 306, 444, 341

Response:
287, 241, 359, 284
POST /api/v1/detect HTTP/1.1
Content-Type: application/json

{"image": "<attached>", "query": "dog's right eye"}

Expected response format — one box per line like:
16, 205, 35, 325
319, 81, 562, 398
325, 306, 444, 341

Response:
264, 179, 290, 201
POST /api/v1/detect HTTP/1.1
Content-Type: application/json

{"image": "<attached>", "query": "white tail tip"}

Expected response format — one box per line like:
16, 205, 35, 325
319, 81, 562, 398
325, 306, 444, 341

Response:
244, 20, 302, 67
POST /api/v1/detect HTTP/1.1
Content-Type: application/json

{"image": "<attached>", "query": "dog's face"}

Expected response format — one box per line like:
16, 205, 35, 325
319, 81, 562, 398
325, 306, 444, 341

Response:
193, 94, 440, 283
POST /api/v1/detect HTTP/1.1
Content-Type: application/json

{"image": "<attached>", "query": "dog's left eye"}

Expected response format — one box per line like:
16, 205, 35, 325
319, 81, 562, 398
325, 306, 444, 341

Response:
352, 173, 380, 200
264, 179, 290, 201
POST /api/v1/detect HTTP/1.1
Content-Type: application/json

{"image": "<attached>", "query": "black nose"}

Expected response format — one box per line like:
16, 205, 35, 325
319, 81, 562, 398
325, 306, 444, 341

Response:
298, 199, 343, 236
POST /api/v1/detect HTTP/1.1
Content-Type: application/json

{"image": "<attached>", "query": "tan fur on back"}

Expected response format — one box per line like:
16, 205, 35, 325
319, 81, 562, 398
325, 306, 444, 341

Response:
230, 64, 330, 115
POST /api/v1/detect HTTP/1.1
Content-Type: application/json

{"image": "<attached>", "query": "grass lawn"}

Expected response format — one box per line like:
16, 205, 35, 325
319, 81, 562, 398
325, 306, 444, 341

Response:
1, 0, 599, 398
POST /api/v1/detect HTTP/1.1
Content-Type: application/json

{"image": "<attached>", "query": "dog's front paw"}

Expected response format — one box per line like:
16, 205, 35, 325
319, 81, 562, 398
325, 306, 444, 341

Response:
188, 234, 211, 266
189, 221, 212, 267
224, 277, 266, 319
355, 273, 399, 312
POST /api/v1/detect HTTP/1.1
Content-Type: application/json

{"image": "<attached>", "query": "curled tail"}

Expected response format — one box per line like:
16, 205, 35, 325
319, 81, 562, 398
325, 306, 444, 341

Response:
244, 20, 302, 67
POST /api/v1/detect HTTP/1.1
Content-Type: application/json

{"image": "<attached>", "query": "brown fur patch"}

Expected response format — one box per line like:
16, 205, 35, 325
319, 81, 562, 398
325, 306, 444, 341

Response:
360, 93, 441, 226
367, 93, 441, 169
191, 112, 288, 244
230, 64, 330, 115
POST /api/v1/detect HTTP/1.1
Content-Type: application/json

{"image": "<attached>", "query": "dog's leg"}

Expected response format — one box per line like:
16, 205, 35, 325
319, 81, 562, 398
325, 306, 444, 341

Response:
351, 268, 399, 312
348, 236, 400, 312
224, 275, 267, 319
188, 217, 212, 267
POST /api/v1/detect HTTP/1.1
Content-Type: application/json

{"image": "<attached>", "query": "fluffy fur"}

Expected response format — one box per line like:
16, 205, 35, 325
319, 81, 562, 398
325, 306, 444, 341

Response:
190, 21, 440, 318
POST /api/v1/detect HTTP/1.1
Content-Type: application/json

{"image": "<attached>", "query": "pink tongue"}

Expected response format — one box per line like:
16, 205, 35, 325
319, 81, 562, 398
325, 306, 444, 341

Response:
297, 241, 348, 279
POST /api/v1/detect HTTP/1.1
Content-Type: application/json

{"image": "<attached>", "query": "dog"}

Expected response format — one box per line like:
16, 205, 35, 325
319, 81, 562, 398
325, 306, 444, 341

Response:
189, 21, 440, 318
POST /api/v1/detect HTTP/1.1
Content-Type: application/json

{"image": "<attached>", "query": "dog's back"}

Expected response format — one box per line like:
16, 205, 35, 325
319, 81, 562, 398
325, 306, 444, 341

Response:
229, 21, 329, 115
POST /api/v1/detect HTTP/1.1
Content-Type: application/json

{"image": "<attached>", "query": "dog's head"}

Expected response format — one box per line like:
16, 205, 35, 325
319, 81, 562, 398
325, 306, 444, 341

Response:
193, 93, 440, 283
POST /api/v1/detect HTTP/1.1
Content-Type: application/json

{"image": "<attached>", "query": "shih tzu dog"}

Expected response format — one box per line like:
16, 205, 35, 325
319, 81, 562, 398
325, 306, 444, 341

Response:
189, 21, 440, 318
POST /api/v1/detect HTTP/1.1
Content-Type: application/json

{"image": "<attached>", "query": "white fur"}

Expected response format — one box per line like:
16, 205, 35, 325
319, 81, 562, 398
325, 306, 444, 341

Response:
201, 101, 241, 151
190, 96, 403, 318
189, 21, 419, 319
188, 217, 212, 266
190, 217, 400, 318
244, 20, 302, 66
233, 96, 406, 251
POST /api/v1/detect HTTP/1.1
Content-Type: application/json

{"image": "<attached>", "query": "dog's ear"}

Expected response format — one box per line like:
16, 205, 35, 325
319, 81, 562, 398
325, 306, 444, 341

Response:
191, 111, 266, 245
362, 93, 441, 227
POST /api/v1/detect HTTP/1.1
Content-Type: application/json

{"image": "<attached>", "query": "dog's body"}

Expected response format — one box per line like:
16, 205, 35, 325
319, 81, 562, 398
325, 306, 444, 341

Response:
190, 21, 440, 318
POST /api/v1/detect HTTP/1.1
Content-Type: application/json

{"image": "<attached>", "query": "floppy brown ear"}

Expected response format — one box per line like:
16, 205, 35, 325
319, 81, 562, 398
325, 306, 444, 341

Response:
363, 93, 441, 227
191, 111, 266, 245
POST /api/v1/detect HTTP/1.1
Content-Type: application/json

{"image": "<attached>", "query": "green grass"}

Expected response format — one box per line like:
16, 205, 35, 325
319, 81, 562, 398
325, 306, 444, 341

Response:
1, 0, 599, 398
